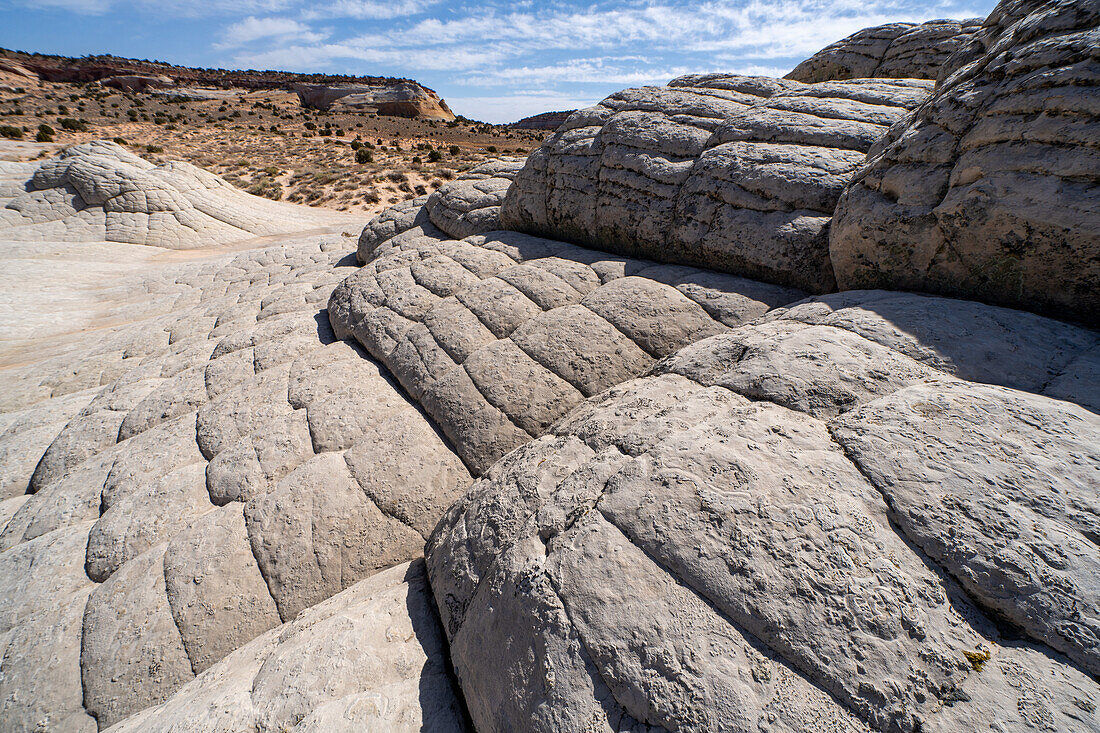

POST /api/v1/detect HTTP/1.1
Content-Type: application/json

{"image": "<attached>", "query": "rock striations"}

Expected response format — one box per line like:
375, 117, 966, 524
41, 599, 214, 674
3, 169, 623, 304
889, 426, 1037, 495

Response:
292, 81, 456, 119
500, 74, 933, 292
785, 19, 984, 83
830, 0, 1100, 322
0, 141, 338, 248
0, 0, 1097, 731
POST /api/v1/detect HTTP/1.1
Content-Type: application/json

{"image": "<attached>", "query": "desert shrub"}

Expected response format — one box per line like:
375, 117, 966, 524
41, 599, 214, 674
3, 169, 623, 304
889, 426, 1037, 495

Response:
356, 148, 373, 164
351, 140, 362, 150
304, 121, 317, 130
448, 145, 460, 156
145, 145, 164, 153
0, 125, 23, 139
362, 189, 380, 204
487, 145, 497, 153
36, 123, 54, 142
263, 165, 280, 176
414, 184, 427, 195
58, 118, 89, 132
112, 137, 128, 145
412, 156, 422, 164
428, 149, 442, 163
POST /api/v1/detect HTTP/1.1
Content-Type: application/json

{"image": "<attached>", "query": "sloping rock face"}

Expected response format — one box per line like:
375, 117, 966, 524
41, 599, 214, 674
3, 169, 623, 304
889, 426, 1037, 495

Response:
292, 81, 456, 119
0, 141, 338, 248
0, 220, 472, 729
786, 19, 984, 82
511, 111, 575, 130
425, 289, 1100, 733
830, 0, 1100, 323
104, 561, 468, 733
500, 74, 933, 292
329, 178, 805, 474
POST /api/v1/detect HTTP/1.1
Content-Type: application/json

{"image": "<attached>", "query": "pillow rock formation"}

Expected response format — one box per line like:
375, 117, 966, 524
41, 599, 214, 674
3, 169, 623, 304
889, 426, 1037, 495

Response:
0, 0, 1098, 731
785, 19, 985, 83
0, 140, 338, 248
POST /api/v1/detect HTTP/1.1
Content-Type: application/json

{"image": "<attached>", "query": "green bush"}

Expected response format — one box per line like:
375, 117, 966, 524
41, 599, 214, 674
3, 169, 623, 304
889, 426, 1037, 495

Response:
112, 137, 128, 145
448, 145, 460, 156
58, 117, 89, 132
427, 149, 442, 163
145, 145, 164, 154
355, 148, 373, 164
0, 125, 23, 140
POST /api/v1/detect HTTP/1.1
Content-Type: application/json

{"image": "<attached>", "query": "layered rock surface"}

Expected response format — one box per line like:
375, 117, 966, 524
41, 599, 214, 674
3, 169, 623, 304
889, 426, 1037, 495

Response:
0, 141, 339, 248
2, 0, 1098, 729
830, 0, 1100, 323
330, 178, 804, 474
501, 74, 933, 292
786, 19, 984, 82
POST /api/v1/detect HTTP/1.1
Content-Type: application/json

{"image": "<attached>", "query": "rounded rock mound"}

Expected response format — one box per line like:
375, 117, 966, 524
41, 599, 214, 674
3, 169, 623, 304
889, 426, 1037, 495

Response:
0, 141, 339, 248
785, 18, 984, 83
426, 290, 1100, 733
829, 0, 1100, 323
500, 74, 933, 292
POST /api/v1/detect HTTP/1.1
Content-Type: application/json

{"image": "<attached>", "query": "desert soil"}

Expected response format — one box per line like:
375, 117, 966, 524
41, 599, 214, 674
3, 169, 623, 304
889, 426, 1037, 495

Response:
0, 81, 550, 217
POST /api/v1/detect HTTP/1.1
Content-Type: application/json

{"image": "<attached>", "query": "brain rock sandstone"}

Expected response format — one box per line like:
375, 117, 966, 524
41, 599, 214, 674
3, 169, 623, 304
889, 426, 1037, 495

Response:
501, 74, 933, 292
830, 0, 1100, 323
0, 141, 337, 248
426, 290, 1100, 733
2, 0, 1099, 728
785, 19, 984, 82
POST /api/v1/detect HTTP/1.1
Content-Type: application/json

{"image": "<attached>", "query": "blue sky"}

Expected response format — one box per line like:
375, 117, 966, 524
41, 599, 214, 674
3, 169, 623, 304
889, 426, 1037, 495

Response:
1, 0, 996, 123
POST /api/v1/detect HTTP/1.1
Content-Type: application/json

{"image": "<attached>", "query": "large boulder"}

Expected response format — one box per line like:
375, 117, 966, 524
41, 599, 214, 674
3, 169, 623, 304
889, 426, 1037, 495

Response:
501, 74, 933, 292
425, 290, 1100, 733
786, 19, 984, 82
829, 0, 1100, 324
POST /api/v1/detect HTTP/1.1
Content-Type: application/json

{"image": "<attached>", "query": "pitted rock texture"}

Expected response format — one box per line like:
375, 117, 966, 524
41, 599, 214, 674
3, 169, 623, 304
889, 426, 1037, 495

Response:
0, 141, 340, 248
329, 199, 805, 474
104, 560, 468, 733
830, 0, 1100, 323
426, 157, 525, 239
786, 19, 984, 83
500, 74, 933, 292
426, 290, 1100, 733
0, 232, 471, 731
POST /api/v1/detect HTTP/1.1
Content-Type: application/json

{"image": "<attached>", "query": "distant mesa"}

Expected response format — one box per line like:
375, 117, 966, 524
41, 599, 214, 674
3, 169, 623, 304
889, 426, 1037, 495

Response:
291, 81, 455, 120
510, 110, 576, 130
0, 48, 454, 120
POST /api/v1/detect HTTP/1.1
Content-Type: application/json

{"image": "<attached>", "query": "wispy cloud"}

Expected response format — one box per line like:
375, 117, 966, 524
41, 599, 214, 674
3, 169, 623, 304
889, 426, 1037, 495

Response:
3, 0, 997, 122
217, 16, 327, 49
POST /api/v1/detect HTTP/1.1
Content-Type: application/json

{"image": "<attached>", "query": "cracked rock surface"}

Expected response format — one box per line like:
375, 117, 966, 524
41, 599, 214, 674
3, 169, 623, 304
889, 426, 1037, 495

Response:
329, 198, 804, 474
785, 19, 984, 83
500, 74, 933, 292
829, 0, 1100, 322
426, 290, 1100, 733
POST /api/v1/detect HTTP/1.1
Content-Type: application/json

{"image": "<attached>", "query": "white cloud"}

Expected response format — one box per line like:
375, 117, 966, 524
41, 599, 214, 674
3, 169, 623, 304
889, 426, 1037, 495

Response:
218, 16, 326, 48
300, 0, 438, 21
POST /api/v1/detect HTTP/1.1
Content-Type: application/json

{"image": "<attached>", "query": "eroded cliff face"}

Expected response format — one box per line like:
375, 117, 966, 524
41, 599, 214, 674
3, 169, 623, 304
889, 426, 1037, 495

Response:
292, 81, 456, 119
0, 0, 1097, 731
